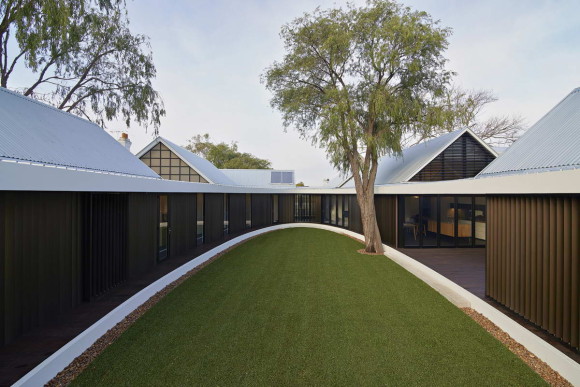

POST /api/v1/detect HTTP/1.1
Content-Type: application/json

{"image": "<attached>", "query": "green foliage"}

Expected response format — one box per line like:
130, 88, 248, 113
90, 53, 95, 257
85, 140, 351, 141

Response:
184, 133, 272, 169
263, 0, 453, 179
0, 0, 165, 133
74, 229, 545, 386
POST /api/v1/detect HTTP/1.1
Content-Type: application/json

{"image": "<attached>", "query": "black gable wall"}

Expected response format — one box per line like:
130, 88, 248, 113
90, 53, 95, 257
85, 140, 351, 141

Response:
411, 133, 496, 182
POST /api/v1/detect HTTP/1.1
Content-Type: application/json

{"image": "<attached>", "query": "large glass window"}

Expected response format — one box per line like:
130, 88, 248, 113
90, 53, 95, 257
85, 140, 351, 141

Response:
322, 195, 330, 224
474, 197, 486, 246
457, 197, 473, 246
439, 196, 456, 247
330, 195, 337, 224
196, 193, 204, 244
401, 195, 486, 248
403, 196, 420, 247
159, 195, 169, 260
421, 196, 438, 247
337, 195, 343, 226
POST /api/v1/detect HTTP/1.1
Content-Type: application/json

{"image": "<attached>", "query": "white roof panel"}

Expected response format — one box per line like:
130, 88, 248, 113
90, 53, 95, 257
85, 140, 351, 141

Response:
0, 87, 160, 178
479, 87, 580, 177
220, 169, 295, 187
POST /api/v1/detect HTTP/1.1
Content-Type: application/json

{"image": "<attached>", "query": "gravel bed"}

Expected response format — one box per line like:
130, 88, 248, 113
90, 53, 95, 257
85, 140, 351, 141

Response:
462, 307, 572, 387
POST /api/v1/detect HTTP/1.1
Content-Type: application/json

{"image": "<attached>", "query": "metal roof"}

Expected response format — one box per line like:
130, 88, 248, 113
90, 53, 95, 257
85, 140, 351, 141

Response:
0, 87, 160, 179
341, 128, 496, 187
220, 169, 295, 187
479, 87, 580, 177
136, 137, 235, 185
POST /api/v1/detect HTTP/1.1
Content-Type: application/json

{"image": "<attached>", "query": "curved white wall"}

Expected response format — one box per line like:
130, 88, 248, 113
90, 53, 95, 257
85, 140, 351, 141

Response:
14, 224, 580, 386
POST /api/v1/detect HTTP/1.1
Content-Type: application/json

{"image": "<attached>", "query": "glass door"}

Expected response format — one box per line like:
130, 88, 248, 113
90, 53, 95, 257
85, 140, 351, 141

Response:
158, 195, 169, 261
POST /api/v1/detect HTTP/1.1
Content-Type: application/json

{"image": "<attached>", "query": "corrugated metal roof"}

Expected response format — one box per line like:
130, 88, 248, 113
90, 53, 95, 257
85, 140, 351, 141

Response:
342, 128, 495, 187
136, 137, 235, 185
479, 87, 580, 177
0, 87, 160, 178
220, 169, 295, 187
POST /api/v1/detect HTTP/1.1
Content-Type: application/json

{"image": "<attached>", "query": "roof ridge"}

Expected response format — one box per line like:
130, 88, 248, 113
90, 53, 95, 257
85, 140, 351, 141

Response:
0, 87, 102, 129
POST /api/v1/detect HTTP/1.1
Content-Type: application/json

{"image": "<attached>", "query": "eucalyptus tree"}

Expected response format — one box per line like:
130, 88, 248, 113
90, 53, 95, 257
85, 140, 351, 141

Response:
264, 1, 453, 253
0, 0, 164, 133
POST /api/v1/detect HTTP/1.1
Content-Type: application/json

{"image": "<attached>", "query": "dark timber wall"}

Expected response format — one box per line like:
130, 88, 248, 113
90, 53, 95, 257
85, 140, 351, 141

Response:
251, 194, 273, 228
279, 194, 295, 223
0, 192, 83, 347
204, 193, 224, 243
83, 193, 128, 301
487, 195, 579, 349
311, 195, 322, 223
169, 194, 197, 257
375, 195, 397, 246
229, 194, 246, 234
127, 193, 158, 279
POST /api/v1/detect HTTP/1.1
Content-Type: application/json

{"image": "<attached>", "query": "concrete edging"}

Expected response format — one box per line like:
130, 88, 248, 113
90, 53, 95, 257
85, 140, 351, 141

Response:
14, 224, 580, 386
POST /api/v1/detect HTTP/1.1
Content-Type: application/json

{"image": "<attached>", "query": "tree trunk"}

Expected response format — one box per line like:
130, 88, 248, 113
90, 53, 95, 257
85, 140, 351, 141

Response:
356, 187, 384, 254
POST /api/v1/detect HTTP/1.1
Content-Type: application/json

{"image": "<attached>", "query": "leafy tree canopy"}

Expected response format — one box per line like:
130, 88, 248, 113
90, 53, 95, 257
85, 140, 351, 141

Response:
184, 133, 272, 169
406, 86, 525, 147
263, 0, 453, 252
0, 0, 164, 133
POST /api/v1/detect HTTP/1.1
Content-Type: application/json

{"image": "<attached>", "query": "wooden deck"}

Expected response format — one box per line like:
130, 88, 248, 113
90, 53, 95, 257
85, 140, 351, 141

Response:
397, 248, 486, 298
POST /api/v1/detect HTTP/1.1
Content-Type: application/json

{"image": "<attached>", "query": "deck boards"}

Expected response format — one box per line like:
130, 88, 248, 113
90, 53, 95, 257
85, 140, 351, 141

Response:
397, 248, 486, 298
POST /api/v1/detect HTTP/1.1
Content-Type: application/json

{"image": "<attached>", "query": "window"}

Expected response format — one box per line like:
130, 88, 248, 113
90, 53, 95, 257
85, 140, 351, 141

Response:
159, 195, 169, 260
224, 194, 229, 235
273, 195, 279, 223
197, 193, 204, 244
140, 142, 208, 183
245, 194, 252, 228
343, 196, 349, 228
270, 171, 294, 184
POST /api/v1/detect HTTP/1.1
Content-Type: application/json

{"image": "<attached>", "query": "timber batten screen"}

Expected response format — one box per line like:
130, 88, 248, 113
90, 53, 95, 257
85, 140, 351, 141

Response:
487, 195, 579, 349
410, 133, 495, 181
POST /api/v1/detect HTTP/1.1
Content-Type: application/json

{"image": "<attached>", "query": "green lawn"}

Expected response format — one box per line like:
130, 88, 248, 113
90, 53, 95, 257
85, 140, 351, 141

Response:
74, 228, 545, 386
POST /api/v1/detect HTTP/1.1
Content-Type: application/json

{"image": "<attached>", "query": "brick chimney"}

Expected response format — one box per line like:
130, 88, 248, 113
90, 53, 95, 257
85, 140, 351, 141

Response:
117, 132, 132, 151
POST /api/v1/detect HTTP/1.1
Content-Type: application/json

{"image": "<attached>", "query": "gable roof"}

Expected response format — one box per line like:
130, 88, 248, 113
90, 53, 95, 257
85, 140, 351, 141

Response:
341, 128, 496, 187
478, 87, 580, 177
136, 137, 235, 185
0, 87, 160, 178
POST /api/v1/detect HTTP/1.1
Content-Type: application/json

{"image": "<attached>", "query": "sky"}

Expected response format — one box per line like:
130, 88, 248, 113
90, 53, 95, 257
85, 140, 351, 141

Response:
29, 0, 580, 185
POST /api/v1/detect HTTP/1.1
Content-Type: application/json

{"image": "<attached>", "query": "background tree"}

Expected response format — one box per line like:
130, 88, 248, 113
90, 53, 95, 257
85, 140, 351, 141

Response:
0, 0, 164, 133
185, 133, 272, 169
264, 1, 453, 253
403, 86, 525, 147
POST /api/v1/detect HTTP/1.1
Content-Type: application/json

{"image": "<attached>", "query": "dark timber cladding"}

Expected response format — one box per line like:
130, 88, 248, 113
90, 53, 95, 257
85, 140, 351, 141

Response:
168, 194, 197, 257
204, 193, 225, 243
375, 195, 397, 246
0, 192, 83, 347
251, 194, 273, 227
487, 195, 579, 349
278, 194, 295, 223
348, 195, 363, 234
127, 193, 158, 279
410, 133, 495, 181
82, 193, 128, 301
228, 194, 246, 234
